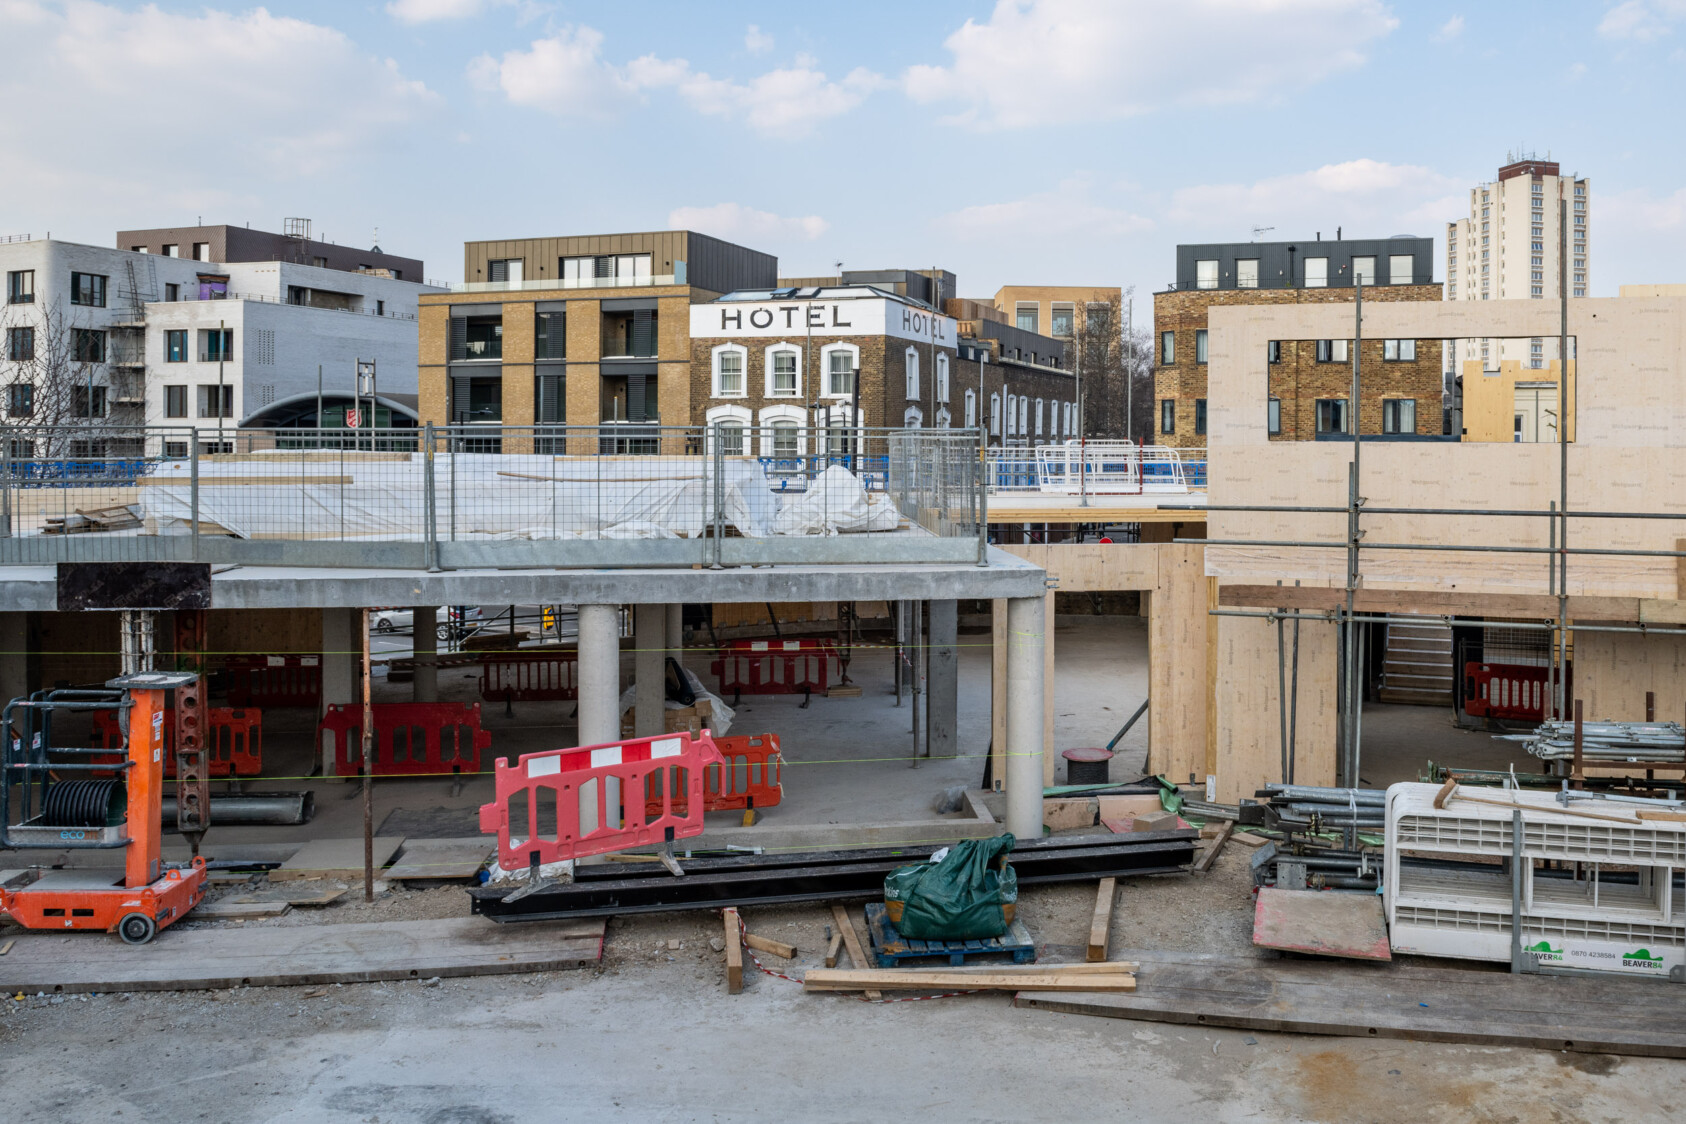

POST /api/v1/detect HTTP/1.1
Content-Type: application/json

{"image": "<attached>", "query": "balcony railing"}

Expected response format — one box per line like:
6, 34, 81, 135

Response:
450, 274, 682, 294
0, 424, 985, 570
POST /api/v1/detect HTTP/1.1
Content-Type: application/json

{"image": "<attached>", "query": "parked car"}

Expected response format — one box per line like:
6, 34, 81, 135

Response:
369, 607, 484, 637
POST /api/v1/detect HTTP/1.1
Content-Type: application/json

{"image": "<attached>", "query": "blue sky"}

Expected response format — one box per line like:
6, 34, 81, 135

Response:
3, 0, 1684, 302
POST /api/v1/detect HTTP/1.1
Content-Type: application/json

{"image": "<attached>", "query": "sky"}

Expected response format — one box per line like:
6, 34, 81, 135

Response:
3, 0, 1685, 303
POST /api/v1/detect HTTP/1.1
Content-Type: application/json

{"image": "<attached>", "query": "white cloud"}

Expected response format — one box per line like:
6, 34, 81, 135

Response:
387, 0, 486, 22
1597, 0, 1686, 40
936, 180, 1153, 241
1433, 15, 1465, 41
471, 27, 883, 136
467, 25, 639, 118
1166, 160, 1462, 241
744, 24, 774, 54
905, 0, 1398, 129
668, 203, 829, 243
0, 0, 437, 226
1569, 60, 1589, 78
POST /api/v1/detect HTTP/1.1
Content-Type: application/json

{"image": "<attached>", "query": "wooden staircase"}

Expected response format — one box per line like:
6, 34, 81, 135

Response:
1378, 621, 1454, 705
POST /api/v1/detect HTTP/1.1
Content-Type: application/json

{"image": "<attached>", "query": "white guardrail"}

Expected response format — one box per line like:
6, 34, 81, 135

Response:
985, 440, 1191, 495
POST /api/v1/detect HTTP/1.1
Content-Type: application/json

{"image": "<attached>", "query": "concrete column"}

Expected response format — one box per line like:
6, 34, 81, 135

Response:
666, 603, 684, 657
634, 603, 666, 738
927, 599, 958, 759
577, 604, 621, 747
319, 608, 359, 778
411, 607, 438, 703
0, 612, 28, 706
1005, 595, 1046, 839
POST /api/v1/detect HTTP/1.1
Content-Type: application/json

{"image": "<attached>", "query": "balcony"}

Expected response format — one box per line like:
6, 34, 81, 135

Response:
450, 273, 683, 294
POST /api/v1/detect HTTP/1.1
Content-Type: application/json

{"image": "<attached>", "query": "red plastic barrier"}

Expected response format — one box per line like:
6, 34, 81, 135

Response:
91, 707, 263, 778
711, 638, 838, 701
645, 733, 782, 817
318, 702, 491, 777
224, 655, 322, 708
480, 731, 724, 869
1464, 661, 1564, 721
479, 651, 579, 702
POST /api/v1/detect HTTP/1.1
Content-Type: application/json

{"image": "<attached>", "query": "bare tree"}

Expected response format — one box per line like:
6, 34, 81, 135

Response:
1071, 288, 1156, 443
1, 297, 114, 460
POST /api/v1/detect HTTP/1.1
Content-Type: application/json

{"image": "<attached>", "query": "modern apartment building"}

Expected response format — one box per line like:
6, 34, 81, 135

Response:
416, 231, 776, 444
1, 236, 433, 454
992, 285, 1123, 341
688, 283, 1076, 451
1153, 236, 1441, 449
1445, 156, 1589, 373
118, 221, 424, 282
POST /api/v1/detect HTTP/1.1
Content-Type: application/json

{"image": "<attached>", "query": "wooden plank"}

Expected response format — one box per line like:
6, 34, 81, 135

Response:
744, 932, 796, 959
385, 837, 494, 882
1087, 877, 1117, 962
804, 968, 1136, 993
825, 928, 843, 968
829, 903, 881, 1000
1192, 821, 1234, 874
1252, 887, 1391, 961
190, 899, 292, 920
0, 917, 603, 994
723, 908, 744, 994
270, 837, 405, 882
1148, 544, 1209, 785
1043, 587, 1056, 787
1015, 946, 1686, 1058
996, 543, 1159, 592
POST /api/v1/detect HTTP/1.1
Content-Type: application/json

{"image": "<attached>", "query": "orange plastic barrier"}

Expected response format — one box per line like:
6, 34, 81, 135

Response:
224, 655, 322, 708
91, 707, 263, 778
317, 702, 491, 777
479, 651, 579, 702
711, 638, 837, 702
1464, 661, 1563, 722
644, 733, 782, 817
479, 731, 724, 869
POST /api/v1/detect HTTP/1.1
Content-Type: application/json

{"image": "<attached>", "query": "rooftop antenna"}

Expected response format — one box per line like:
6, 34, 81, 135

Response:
371, 226, 382, 254
1251, 226, 1274, 241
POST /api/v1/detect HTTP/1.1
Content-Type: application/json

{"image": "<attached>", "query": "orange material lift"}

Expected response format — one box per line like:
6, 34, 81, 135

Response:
0, 672, 208, 944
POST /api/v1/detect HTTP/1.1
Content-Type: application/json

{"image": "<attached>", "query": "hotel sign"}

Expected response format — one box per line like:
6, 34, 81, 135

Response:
692, 297, 955, 347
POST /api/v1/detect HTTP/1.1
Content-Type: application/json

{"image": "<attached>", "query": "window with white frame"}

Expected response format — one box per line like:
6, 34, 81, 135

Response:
705, 404, 751, 456
1005, 394, 1016, 436
905, 348, 919, 399
1389, 254, 1414, 285
1383, 339, 1417, 361
1035, 398, 1044, 438
1019, 396, 1028, 435
820, 403, 858, 456
1352, 256, 1377, 286
904, 405, 923, 428
757, 405, 805, 458
936, 407, 951, 429
990, 393, 1001, 436
1304, 257, 1328, 287
1195, 260, 1218, 289
766, 345, 800, 397
822, 344, 858, 397
964, 389, 977, 428
712, 344, 746, 397
935, 352, 949, 402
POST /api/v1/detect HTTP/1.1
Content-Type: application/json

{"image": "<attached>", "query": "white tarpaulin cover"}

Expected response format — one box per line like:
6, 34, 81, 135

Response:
133, 454, 889, 541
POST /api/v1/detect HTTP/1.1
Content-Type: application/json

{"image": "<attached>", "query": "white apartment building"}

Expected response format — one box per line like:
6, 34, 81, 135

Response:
1, 236, 438, 457
1445, 155, 1590, 372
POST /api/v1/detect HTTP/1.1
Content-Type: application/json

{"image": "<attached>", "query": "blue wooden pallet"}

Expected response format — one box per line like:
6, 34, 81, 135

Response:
863, 902, 1037, 968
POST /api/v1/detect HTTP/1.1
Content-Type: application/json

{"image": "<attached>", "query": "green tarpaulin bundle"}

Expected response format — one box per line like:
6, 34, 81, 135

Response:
883, 834, 1018, 940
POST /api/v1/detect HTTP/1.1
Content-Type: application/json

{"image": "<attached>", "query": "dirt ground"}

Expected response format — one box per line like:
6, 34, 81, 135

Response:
6, 844, 1683, 1124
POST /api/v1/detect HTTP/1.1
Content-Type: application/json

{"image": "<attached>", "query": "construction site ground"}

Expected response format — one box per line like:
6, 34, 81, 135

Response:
5, 616, 1642, 1122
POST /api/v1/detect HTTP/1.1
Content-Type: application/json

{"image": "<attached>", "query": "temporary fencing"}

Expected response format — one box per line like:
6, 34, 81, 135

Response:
643, 732, 782, 817
223, 654, 322, 708
479, 730, 725, 869
712, 639, 838, 703
317, 701, 491, 777
91, 707, 263, 778
479, 650, 579, 702
1463, 662, 1557, 722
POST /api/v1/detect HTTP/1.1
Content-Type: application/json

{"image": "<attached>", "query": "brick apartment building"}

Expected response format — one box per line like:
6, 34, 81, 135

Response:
416, 231, 775, 445
1154, 236, 1442, 449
